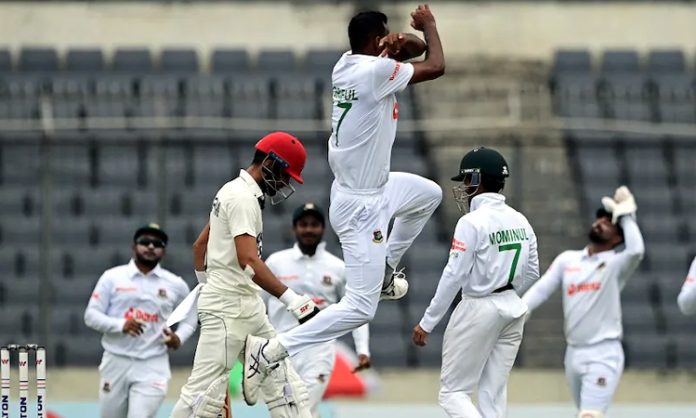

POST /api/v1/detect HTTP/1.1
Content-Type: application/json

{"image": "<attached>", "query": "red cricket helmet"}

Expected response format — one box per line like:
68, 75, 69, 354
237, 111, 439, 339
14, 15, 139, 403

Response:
255, 132, 307, 184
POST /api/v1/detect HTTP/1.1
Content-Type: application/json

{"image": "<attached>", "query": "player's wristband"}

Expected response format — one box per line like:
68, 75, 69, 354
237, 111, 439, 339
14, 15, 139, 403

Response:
279, 288, 301, 306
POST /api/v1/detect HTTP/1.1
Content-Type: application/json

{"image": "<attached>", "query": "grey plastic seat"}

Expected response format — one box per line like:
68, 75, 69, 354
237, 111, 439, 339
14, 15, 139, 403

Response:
113, 48, 153, 72
51, 218, 95, 244
50, 142, 92, 186
211, 49, 250, 73
304, 49, 343, 74
10, 247, 40, 278
391, 147, 428, 176
369, 332, 410, 367
0, 186, 35, 217
18, 47, 59, 72
124, 189, 160, 220
648, 244, 690, 275
601, 49, 641, 74
1, 217, 41, 246
552, 49, 592, 75
161, 48, 199, 73
81, 189, 129, 218
96, 139, 141, 188
191, 142, 237, 187
257, 50, 297, 73
273, 74, 319, 119
675, 335, 696, 368
624, 144, 668, 186
624, 333, 667, 368
228, 75, 271, 118
58, 247, 126, 279
1, 276, 40, 304
553, 74, 601, 118
0, 49, 11, 72
138, 75, 182, 117
145, 142, 189, 189
0, 76, 42, 119
647, 50, 685, 74
184, 75, 227, 117
160, 245, 194, 277
0, 138, 42, 184
65, 49, 105, 72
652, 74, 695, 124
98, 218, 145, 247
638, 214, 679, 243
599, 74, 652, 121
163, 218, 196, 247
622, 303, 657, 334
55, 335, 103, 366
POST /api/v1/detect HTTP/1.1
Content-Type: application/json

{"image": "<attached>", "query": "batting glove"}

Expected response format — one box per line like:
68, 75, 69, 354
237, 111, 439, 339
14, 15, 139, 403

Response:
601, 185, 637, 224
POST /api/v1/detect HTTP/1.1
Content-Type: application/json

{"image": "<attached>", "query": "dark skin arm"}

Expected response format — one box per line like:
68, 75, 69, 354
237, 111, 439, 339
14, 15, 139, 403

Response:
235, 234, 288, 298
408, 4, 445, 84
193, 223, 210, 271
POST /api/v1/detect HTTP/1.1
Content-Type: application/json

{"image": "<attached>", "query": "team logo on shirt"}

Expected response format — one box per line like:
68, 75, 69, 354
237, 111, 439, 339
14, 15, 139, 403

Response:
567, 282, 601, 296
322, 275, 333, 286
158, 288, 167, 299
388, 62, 401, 81
124, 307, 160, 323
372, 229, 384, 244
102, 382, 111, 393
597, 377, 607, 387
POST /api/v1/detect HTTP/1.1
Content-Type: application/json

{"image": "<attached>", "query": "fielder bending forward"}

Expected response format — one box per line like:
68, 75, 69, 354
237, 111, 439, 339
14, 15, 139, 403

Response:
522, 186, 645, 418
243, 5, 445, 401
413, 147, 540, 418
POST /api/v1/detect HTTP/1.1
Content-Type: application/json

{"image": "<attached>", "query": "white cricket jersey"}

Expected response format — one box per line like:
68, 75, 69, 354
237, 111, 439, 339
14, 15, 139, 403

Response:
522, 216, 645, 346
204, 169, 264, 297
263, 242, 370, 355
677, 257, 696, 316
84, 260, 196, 360
420, 193, 540, 333
328, 51, 415, 191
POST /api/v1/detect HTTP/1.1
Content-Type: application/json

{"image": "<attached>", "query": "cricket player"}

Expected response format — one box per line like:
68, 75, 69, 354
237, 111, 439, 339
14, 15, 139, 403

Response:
522, 186, 645, 418
264, 203, 371, 418
170, 132, 317, 418
84, 224, 197, 418
677, 257, 696, 316
243, 5, 445, 401
412, 147, 539, 418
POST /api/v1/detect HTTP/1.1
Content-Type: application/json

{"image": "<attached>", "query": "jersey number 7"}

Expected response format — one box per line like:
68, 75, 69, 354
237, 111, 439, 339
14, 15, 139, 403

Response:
499, 243, 522, 286
335, 102, 352, 146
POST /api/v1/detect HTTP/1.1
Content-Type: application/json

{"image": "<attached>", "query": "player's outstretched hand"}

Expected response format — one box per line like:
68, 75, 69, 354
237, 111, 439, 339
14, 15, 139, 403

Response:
123, 318, 145, 337
163, 327, 182, 350
379, 33, 406, 57
601, 185, 637, 224
412, 324, 429, 347
352, 354, 372, 373
410, 4, 436, 32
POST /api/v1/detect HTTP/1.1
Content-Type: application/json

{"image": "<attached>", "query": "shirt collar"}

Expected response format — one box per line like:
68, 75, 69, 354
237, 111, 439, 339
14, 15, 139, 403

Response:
581, 246, 615, 261
291, 242, 327, 261
470, 193, 506, 212
239, 169, 264, 200
128, 259, 163, 279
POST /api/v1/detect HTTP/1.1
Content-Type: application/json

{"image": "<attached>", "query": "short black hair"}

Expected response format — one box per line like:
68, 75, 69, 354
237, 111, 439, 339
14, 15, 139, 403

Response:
252, 149, 267, 165
348, 11, 388, 52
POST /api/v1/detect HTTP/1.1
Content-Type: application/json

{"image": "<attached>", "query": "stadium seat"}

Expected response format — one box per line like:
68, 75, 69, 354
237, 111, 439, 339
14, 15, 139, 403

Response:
94, 138, 142, 188
160, 48, 199, 73
211, 48, 250, 73
647, 49, 686, 74
18, 47, 59, 72
0, 49, 11, 72
80, 189, 129, 218
257, 49, 297, 73
598, 74, 653, 121
65, 48, 105, 72
55, 335, 103, 366
272, 74, 320, 119
648, 244, 690, 275
0, 75, 42, 119
183, 75, 227, 117
138, 75, 183, 117
0, 186, 35, 218
0, 217, 41, 246
191, 141, 237, 187
553, 74, 601, 118
369, 332, 410, 367
624, 333, 668, 368
674, 334, 696, 368
651, 74, 696, 123
622, 303, 658, 334
112, 48, 154, 72
0, 276, 40, 305
50, 140, 93, 186
124, 189, 160, 220
600, 49, 641, 74
144, 140, 190, 189
228, 75, 271, 119
304, 49, 343, 74
552, 49, 592, 75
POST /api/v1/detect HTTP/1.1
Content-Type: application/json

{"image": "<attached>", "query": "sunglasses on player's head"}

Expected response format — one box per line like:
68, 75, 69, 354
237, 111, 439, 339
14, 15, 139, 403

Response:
136, 237, 166, 248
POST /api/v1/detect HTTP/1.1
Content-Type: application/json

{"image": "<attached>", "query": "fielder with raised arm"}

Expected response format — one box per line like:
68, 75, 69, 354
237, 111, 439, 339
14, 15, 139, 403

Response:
677, 257, 696, 316
243, 5, 445, 401
522, 186, 645, 418
412, 147, 540, 418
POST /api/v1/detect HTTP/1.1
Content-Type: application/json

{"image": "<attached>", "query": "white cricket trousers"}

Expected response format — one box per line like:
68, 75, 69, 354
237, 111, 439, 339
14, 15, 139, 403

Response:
291, 342, 336, 418
98, 351, 169, 418
278, 172, 442, 355
439, 291, 526, 418
565, 339, 624, 414
170, 289, 309, 418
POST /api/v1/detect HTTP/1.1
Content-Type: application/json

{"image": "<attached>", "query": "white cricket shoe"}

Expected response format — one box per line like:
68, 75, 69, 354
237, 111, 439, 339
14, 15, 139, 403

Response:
242, 335, 288, 405
380, 268, 409, 300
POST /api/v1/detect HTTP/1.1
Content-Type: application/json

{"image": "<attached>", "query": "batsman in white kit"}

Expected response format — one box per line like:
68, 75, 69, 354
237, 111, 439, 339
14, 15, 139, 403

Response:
413, 147, 540, 418
263, 203, 371, 418
170, 132, 319, 418
84, 224, 197, 418
522, 186, 645, 418
677, 256, 696, 316
243, 5, 446, 400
